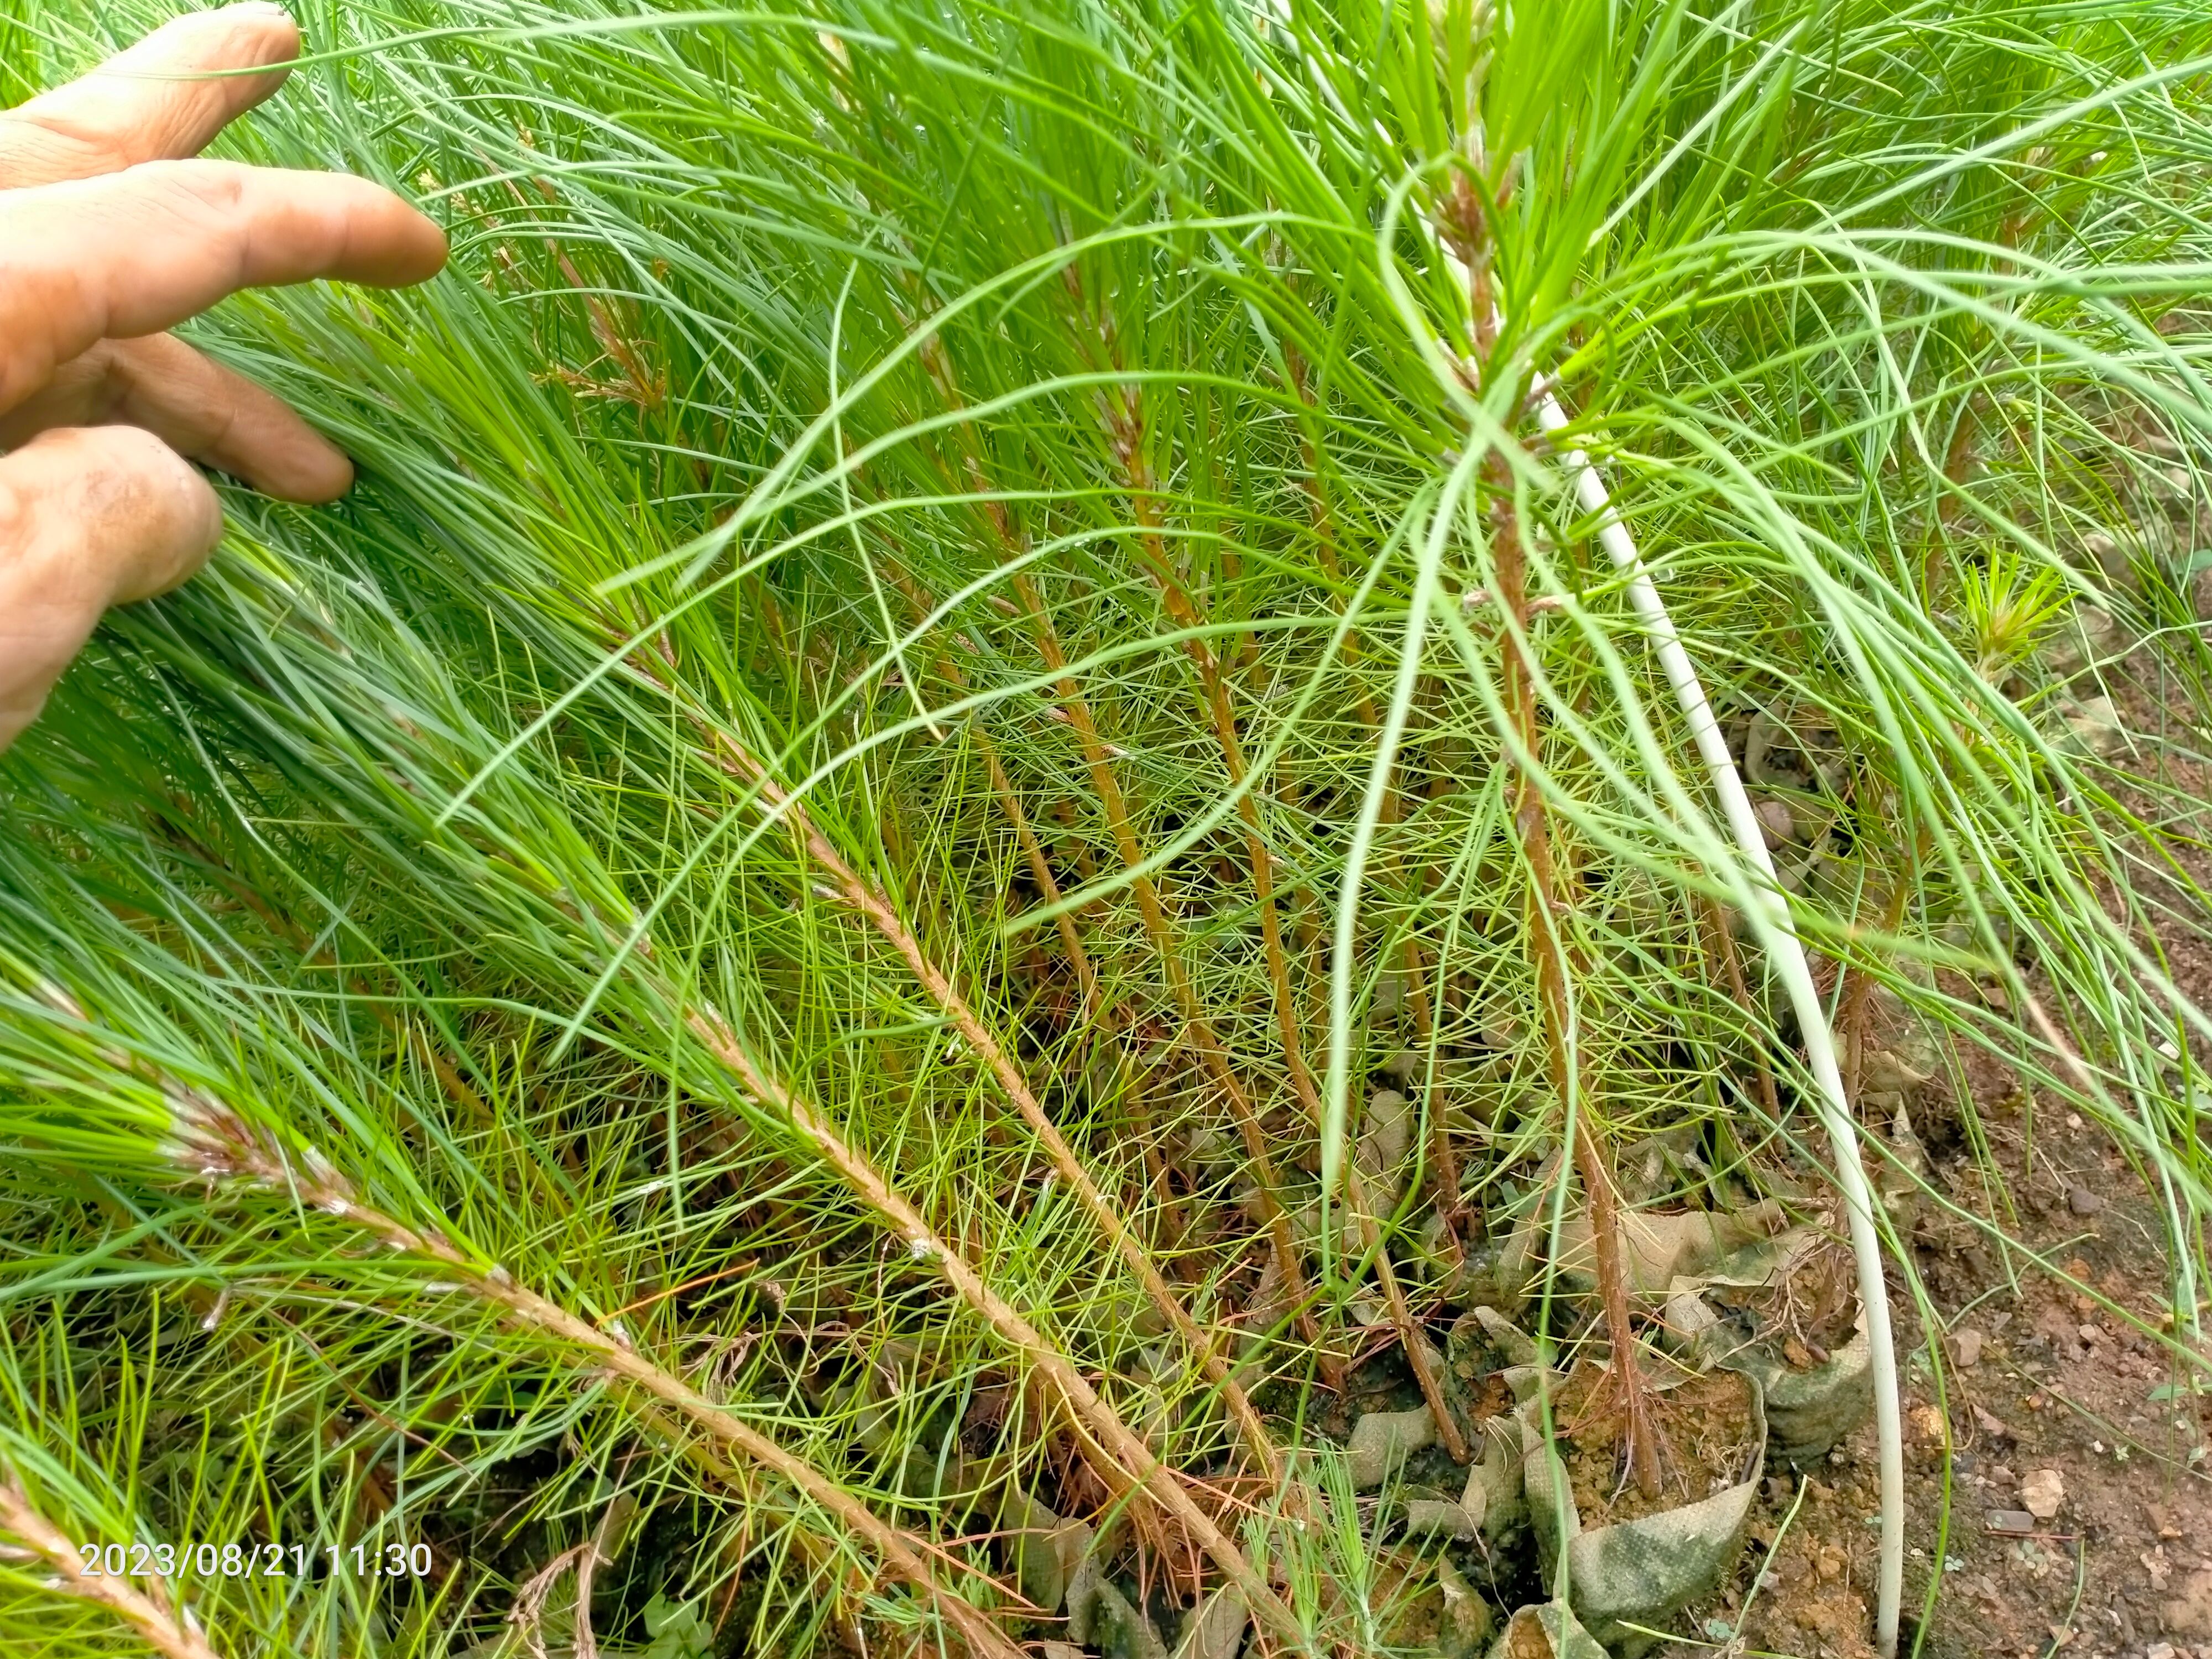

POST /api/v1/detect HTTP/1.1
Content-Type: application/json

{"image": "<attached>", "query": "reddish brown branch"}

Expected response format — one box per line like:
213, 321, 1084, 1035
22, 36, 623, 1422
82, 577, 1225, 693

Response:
0, 1484, 221, 1659
1489, 472, 1661, 1500
876, 564, 1192, 1248
1445, 162, 1661, 1496
681, 715, 1282, 1480
163, 1088, 1022, 1659
1103, 384, 1464, 1459
685, 1012, 1302, 1646
1839, 869, 1915, 1108
1009, 573, 1313, 1344
906, 334, 1323, 1384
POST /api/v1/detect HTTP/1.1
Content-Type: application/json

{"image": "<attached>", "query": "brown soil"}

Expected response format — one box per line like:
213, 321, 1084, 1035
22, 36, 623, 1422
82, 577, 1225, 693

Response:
1721, 1237, 1864, 1365
1690, 1092, 2212, 1659
1464, 1367, 1517, 1423
1657, 662, 2212, 1659
1558, 1360, 1760, 1527
1498, 1609, 1564, 1659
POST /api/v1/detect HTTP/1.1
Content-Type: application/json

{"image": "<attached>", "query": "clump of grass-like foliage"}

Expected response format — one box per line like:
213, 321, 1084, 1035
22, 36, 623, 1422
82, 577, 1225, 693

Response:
3, 1, 2212, 1653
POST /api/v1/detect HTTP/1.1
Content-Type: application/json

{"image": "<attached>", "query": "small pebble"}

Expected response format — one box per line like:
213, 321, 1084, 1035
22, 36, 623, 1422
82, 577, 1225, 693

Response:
2068, 1185, 2104, 1215
1753, 798, 1796, 845
1986, 1508, 2037, 1534
1952, 1327, 1985, 1369
2021, 1467, 2065, 1520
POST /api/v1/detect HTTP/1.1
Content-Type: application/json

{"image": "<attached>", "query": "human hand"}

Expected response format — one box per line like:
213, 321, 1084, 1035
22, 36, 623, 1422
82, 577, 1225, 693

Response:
0, 3, 447, 752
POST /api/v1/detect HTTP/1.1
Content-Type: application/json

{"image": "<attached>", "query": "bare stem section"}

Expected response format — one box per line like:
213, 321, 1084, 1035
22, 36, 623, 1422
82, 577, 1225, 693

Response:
1438, 153, 1661, 1496
1694, 895, 1781, 1121
0, 1483, 222, 1659
1486, 473, 1662, 1501
1006, 574, 1320, 1364
911, 337, 1318, 1363
1102, 389, 1316, 1133
878, 565, 1187, 1244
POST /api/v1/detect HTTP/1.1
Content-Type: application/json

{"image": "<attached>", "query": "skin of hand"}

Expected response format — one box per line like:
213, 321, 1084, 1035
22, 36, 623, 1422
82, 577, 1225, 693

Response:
0, 3, 447, 752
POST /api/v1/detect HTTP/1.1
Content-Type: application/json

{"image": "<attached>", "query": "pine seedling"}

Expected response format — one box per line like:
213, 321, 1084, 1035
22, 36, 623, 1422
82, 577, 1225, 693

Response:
4, 2, 2212, 1655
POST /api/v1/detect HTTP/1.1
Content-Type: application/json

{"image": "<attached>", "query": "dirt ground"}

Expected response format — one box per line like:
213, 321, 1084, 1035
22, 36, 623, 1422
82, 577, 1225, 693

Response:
1664, 623, 2212, 1659
1719, 1085, 2212, 1659
1704, 747, 2212, 1659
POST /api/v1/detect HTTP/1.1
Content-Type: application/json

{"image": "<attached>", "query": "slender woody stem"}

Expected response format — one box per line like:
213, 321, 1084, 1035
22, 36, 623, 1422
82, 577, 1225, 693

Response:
0, 1484, 221, 1659
1487, 467, 1662, 1499
875, 561, 1190, 1247
909, 337, 1321, 1370
1107, 387, 1464, 1459
1008, 575, 1320, 1373
158, 1089, 1021, 1659
688, 1011, 1303, 1647
680, 712, 1284, 1480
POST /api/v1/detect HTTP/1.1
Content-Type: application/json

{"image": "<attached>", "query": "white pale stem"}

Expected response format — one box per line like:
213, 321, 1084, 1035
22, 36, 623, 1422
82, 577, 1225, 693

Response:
1532, 389, 1906, 1658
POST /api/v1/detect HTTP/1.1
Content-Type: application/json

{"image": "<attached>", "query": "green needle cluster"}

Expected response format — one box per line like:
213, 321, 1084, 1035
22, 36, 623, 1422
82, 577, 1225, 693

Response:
1, 1, 2210, 1653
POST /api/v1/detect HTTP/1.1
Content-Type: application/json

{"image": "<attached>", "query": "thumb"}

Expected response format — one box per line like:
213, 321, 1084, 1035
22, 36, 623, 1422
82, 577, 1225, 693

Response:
0, 425, 222, 752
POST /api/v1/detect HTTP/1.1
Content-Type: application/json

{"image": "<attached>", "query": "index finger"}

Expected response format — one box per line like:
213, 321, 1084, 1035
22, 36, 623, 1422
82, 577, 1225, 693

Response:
0, 159, 448, 418
0, 4, 301, 191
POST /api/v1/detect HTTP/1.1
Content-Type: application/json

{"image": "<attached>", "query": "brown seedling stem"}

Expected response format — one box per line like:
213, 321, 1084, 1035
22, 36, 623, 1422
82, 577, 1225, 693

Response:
1488, 471, 1662, 1501
1105, 382, 1463, 1459
880, 559, 1191, 1247
161, 1089, 1022, 1659
677, 712, 1284, 1481
910, 333, 1325, 1382
687, 1013, 1302, 1645
0, 1483, 223, 1659
1446, 153, 1661, 1498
